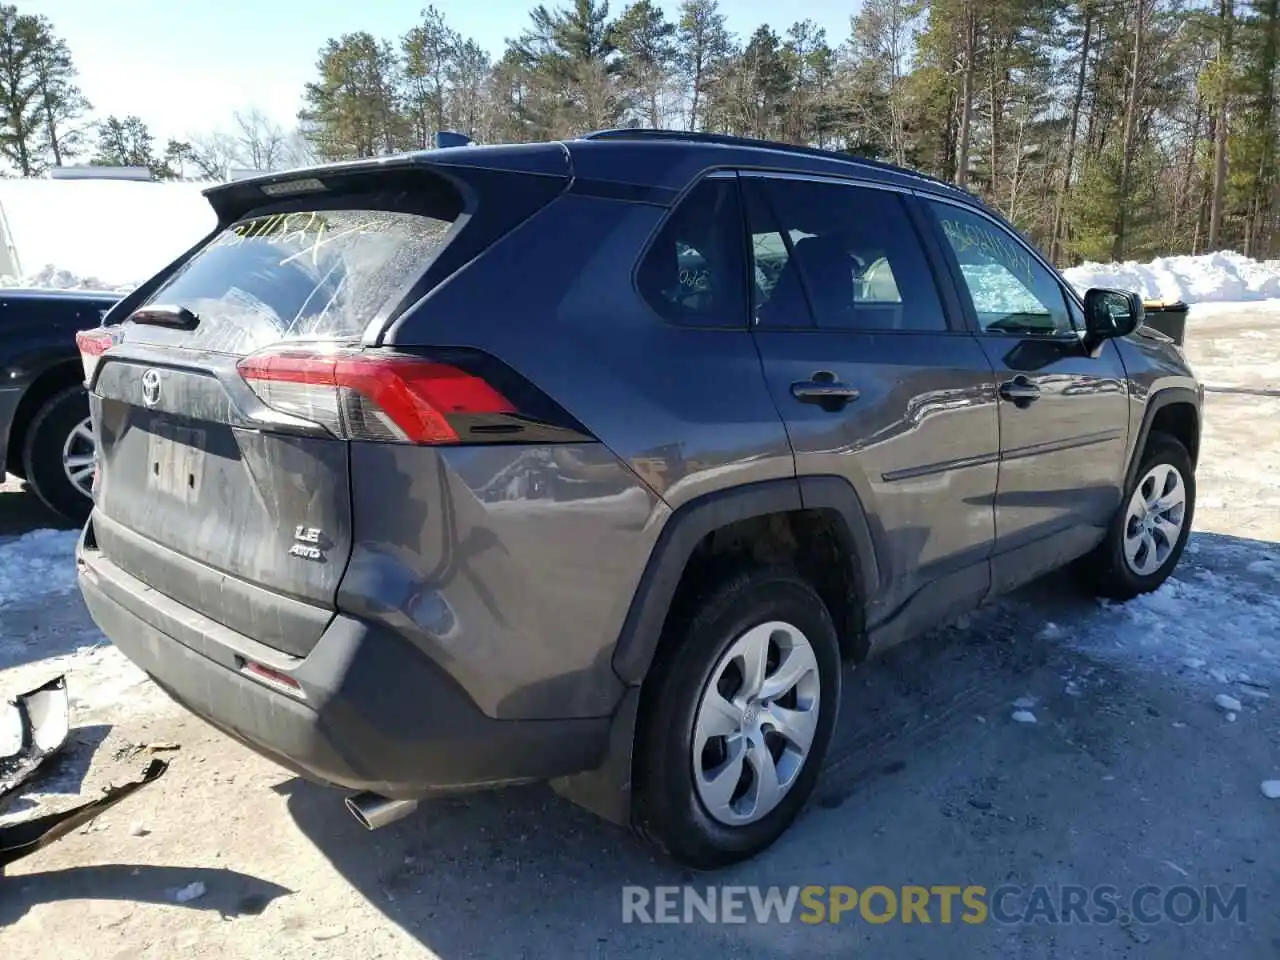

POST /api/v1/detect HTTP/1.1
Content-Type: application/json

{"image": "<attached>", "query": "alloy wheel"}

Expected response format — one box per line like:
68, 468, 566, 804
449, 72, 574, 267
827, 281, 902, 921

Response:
61, 416, 96, 498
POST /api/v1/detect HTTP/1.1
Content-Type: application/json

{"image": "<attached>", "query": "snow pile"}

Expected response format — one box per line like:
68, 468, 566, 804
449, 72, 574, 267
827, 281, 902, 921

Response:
0, 178, 215, 290
1063, 251, 1280, 305
0, 529, 81, 607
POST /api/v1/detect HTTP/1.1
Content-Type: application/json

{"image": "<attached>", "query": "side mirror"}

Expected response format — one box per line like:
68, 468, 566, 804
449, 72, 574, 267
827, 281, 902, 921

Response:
1083, 287, 1144, 350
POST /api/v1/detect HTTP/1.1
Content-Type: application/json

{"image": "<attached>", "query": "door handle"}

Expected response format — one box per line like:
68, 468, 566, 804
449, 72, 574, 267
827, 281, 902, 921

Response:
999, 376, 1040, 407
791, 371, 860, 410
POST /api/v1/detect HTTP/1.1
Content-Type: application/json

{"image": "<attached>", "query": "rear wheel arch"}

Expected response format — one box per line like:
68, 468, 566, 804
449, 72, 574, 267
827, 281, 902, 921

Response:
553, 478, 878, 829
610, 476, 878, 686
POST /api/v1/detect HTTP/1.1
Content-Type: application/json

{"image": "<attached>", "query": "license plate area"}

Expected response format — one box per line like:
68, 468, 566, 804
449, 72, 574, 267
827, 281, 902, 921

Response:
145, 420, 206, 502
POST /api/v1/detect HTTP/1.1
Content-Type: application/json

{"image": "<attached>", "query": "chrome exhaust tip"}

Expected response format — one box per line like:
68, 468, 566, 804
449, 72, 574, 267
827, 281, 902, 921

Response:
345, 792, 419, 831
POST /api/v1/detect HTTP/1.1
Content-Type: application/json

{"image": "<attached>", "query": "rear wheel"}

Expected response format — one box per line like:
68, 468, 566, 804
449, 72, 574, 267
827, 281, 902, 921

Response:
634, 568, 841, 869
22, 386, 95, 522
1086, 433, 1195, 600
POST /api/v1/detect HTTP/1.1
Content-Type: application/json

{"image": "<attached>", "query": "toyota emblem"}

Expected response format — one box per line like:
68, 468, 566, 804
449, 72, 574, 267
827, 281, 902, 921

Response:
141, 368, 161, 407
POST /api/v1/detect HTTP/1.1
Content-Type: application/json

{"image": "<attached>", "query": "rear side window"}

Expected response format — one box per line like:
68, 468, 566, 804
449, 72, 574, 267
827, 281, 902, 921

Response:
743, 177, 946, 332
134, 205, 456, 354
637, 177, 747, 328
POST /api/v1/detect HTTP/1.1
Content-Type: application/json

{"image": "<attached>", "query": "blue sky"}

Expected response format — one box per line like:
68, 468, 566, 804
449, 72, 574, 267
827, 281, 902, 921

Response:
40, 0, 856, 143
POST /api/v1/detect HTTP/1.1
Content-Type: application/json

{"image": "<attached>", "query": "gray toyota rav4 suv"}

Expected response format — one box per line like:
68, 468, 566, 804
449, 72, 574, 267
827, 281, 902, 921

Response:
76, 130, 1202, 868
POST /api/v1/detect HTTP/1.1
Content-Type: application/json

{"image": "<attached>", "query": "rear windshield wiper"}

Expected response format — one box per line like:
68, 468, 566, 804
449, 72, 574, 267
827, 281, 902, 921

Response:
128, 303, 201, 330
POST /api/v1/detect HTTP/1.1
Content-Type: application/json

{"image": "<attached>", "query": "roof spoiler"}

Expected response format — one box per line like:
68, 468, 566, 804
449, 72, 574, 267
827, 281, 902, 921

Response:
200, 144, 569, 226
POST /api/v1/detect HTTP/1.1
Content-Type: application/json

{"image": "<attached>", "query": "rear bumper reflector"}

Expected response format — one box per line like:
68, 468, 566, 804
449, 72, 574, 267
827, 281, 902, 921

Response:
239, 659, 305, 698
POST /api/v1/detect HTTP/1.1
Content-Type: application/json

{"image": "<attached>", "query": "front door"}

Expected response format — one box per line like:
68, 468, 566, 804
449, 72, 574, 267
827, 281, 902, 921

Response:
743, 173, 1001, 631
918, 199, 1130, 591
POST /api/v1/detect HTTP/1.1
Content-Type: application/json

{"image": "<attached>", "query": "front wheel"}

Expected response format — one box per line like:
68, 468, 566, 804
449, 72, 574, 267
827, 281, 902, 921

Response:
634, 568, 842, 869
22, 385, 95, 522
1086, 433, 1195, 600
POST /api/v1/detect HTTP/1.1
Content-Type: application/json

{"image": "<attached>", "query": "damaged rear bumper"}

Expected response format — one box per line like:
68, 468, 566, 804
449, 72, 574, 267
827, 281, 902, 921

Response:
77, 540, 609, 798
2, 674, 168, 870
1, 676, 70, 807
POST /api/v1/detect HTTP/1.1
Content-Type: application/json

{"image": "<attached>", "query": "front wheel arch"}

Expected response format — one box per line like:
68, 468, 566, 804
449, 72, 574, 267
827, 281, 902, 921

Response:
1126, 388, 1200, 491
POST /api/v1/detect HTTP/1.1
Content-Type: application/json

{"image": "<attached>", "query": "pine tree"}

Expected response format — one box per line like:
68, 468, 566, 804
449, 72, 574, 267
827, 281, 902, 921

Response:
1208, 0, 1235, 249
31, 25, 90, 168
1234, 0, 1280, 254
300, 33, 404, 159
448, 39, 491, 139
780, 21, 836, 146
614, 0, 676, 127
0, 5, 45, 175
675, 0, 733, 132
402, 6, 460, 149
92, 115, 173, 177
1050, 1, 1098, 262
843, 0, 918, 164
712, 25, 790, 139
510, 0, 623, 135
284, 0, 1280, 260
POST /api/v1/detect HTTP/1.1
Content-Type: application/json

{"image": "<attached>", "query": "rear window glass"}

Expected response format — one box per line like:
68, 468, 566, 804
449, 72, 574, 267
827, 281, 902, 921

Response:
134, 208, 454, 353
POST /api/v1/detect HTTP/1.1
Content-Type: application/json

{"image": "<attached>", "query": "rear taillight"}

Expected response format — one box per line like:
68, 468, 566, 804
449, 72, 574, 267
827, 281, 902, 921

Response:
75, 327, 120, 384
236, 346, 520, 444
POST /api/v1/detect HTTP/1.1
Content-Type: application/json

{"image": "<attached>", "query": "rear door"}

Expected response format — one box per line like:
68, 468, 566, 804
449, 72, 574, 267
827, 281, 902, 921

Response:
744, 173, 1001, 628
86, 163, 563, 658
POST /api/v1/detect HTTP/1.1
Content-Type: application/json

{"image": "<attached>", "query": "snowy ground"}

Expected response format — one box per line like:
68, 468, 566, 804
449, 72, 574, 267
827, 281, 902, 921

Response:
0, 304, 1277, 959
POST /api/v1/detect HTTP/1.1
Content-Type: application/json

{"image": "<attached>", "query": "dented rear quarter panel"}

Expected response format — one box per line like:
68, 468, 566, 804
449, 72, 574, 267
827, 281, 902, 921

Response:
339, 442, 668, 720
376, 191, 795, 721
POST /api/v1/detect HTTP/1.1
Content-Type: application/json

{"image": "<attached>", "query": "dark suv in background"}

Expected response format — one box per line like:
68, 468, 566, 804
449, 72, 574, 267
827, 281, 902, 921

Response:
76, 131, 1201, 868
1, 288, 119, 519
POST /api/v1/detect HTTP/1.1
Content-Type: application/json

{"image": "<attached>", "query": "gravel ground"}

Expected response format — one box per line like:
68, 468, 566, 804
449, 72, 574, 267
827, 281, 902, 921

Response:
1, 310, 1277, 960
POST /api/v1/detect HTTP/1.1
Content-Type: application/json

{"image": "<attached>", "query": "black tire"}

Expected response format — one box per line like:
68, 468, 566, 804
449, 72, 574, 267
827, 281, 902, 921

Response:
22, 385, 94, 523
1085, 433, 1195, 601
634, 567, 842, 869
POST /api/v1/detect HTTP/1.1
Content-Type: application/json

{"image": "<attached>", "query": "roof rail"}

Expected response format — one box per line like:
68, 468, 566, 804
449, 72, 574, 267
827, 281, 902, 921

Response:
581, 128, 969, 197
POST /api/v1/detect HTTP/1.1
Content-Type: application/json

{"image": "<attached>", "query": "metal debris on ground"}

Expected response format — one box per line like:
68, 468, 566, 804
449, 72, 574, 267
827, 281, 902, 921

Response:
2, 674, 171, 871
0, 758, 170, 870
